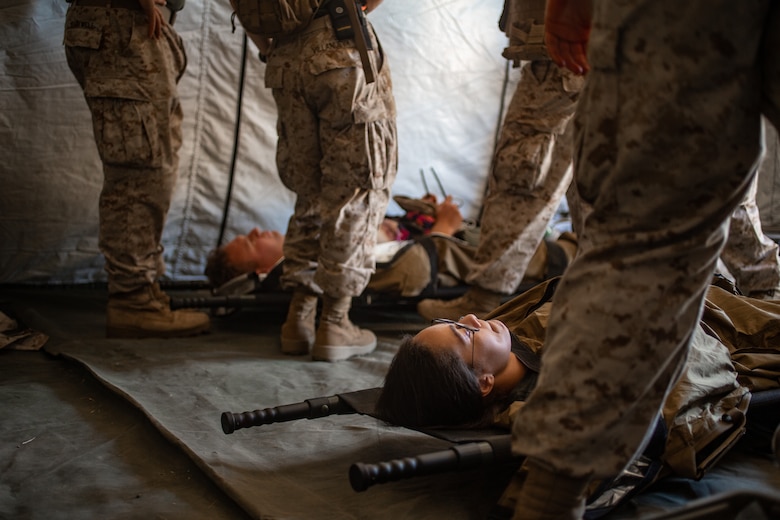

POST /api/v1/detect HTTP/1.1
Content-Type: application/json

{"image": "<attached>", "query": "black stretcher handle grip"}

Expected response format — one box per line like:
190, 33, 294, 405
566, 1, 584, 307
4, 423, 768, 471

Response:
171, 294, 283, 310
221, 395, 353, 434
349, 440, 517, 492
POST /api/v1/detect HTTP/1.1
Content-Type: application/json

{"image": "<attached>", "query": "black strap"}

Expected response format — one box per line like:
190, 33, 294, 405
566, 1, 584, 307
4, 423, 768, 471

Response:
259, 262, 284, 291
525, 277, 561, 317
314, 0, 330, 18
416, 236, 441, 296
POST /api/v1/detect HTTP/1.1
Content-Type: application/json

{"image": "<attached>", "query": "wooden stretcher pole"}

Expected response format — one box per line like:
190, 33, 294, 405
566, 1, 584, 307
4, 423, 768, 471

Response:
344, 0, 376, 83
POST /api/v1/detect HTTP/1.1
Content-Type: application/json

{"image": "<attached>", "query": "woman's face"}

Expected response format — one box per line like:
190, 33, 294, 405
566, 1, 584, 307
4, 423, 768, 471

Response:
415, 314, 513, 376
224, 228, 285, 274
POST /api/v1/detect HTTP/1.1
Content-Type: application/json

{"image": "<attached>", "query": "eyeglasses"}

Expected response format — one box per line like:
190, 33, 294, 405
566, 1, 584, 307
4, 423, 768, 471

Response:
431, 318, 480, 368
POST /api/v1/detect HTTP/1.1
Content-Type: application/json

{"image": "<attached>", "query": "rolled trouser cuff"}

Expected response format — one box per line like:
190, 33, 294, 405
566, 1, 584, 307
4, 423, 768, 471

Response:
510, 458, 591, 520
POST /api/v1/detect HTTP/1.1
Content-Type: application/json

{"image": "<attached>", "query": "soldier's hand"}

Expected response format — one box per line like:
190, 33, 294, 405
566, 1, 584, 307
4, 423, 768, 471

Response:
364, 0, 384, 14
431, 196, 463, 236
139, 0, 164, 38
544, 0, 592, 75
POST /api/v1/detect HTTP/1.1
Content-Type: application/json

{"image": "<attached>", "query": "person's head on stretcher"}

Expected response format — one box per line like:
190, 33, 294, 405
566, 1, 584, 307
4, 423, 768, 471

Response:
376, 313, 538, 429
228, 228, 286, 275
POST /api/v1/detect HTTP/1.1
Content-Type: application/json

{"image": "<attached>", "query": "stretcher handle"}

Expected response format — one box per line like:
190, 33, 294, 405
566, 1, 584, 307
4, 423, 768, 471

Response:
221, 395, 353, 434
349, 439, 518, 491
170, 295, 252, 309
170, 294, 290, 310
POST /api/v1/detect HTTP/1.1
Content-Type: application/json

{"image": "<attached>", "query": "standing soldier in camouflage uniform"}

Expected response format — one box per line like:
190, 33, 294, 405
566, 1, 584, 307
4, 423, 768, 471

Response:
504, 1, 780, 518
417, 0, 584, 322
63, 0, 210, 338
239, 0, 397, 361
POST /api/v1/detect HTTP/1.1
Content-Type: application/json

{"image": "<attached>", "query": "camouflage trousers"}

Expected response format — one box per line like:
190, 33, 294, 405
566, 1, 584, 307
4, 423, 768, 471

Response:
721, 154, 780, 295
367, 233, 575, 297
512, 0, 780, 479
64, 6, 186, 295
468, 60, 583, 294
267, 16, 398, 298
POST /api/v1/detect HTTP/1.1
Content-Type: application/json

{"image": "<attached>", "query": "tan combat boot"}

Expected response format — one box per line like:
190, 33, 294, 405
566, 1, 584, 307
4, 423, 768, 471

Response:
280, 289, 318, 355
106, 285, 210, 338
416, 285, 503, 322
312, 295, 376, 362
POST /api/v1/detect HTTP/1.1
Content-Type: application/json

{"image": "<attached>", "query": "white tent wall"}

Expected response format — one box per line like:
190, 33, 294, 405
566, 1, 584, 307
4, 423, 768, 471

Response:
1, 0, 514, 284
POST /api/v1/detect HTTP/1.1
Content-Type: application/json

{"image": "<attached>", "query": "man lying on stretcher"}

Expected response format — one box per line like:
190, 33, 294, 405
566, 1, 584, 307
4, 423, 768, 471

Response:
375, 276, 780, 518
204, 194, 578, 303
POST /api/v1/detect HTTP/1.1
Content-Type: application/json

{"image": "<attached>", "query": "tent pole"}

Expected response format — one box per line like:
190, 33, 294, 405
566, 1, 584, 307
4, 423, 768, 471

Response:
216, 32, 249, 248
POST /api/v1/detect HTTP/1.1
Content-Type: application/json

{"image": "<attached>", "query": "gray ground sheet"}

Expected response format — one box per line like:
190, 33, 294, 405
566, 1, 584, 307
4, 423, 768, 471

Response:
2, 286, 780, 519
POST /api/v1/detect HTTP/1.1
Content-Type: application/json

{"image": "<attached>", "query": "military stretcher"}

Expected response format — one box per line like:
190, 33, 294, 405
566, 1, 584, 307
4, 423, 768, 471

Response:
168, 260, 475, 312
219, 385, 780, 511
169, 173, 572, 313
167, 233, 570, 313
220, 386, 519, 493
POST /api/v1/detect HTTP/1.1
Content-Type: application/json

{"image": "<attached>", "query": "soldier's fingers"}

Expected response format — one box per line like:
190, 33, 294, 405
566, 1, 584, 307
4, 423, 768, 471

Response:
148, 11, 163, 39
569, 43, 589, 74
545, 33, 566, 69
558, 42, 588, 75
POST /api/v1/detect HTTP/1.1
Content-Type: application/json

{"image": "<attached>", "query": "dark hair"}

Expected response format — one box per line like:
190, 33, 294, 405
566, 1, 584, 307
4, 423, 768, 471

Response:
375, 334, 486, 428
204, 246, 243, 288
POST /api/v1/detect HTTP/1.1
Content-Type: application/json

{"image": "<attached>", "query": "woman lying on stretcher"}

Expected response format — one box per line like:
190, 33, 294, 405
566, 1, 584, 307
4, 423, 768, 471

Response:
376, 278, 780, 516
377, 277, 780, 477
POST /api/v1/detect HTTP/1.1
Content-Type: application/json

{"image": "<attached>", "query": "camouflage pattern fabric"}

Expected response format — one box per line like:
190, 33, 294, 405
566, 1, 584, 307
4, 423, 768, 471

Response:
64, 6, 187, 296
500, 0, 547, 63
266, 14, 397, 298
722, 174, 780, 295
464, 0, 583, 295
490, 280, 773, 487
512, 0, 779, 479
467, 59, 583, 294
501, 0, 545, 34
366, 233, 575, 298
